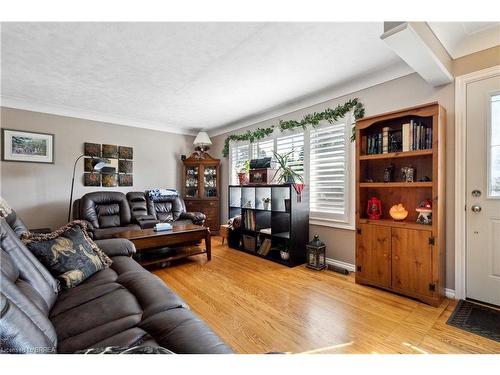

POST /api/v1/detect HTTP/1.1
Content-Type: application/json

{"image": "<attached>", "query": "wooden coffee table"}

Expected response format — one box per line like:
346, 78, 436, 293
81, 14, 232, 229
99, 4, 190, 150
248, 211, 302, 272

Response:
114, 224, 211, 267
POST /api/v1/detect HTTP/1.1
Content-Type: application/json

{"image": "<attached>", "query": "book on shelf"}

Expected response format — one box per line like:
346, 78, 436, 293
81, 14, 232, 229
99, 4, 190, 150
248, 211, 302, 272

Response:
244, 209, 256, 231
257, 238, 272, 256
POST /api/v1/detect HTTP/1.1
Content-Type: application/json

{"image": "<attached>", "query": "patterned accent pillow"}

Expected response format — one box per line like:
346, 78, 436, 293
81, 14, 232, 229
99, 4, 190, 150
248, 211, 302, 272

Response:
22, 221, 112, 289
76, 346, 174, 354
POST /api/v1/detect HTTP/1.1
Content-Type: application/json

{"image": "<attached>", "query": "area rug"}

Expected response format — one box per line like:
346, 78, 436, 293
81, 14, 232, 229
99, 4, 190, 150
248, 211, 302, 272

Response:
447, 299, 500, 342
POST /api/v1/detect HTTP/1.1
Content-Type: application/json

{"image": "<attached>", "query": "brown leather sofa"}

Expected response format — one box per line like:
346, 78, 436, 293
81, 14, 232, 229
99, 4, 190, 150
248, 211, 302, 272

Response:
72, 191, 206, 239
0, 209, 232, 354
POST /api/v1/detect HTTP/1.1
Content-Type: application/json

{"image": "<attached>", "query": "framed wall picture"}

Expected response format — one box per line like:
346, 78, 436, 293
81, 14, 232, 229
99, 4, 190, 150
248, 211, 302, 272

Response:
118, 146, 133, 160
2, 129, 54, 163
102, 144, 118, 159
118, 174, 133, 187
84, 142, 101, 157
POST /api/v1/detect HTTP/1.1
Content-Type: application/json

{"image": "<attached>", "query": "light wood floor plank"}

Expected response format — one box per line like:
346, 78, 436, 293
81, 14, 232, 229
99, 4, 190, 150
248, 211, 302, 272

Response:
153, 237, 500, 354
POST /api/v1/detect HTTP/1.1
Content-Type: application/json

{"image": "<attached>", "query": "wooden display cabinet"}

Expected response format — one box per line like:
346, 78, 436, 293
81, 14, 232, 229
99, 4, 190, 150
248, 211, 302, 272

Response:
355, 102, 446, 306
182, 152, 221, 234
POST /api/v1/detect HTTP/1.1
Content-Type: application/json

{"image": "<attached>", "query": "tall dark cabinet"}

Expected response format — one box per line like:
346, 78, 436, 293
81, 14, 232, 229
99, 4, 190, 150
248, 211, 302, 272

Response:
227, 184, 309, 267
182, 152, 220, 234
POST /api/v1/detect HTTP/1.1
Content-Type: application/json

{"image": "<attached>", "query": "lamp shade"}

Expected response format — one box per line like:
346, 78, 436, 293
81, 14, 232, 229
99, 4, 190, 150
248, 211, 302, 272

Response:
91, 158, 108, 171
193, 131, 212, 146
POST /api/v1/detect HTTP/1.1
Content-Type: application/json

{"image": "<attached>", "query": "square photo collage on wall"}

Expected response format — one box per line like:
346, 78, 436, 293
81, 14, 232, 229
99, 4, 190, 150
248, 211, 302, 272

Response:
83, 142, 133, 187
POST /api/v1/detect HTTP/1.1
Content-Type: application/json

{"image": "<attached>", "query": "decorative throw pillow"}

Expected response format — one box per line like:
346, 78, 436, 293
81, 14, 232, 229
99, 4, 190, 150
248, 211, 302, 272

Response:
22, 221, 112, 289
76, 346, 174, 354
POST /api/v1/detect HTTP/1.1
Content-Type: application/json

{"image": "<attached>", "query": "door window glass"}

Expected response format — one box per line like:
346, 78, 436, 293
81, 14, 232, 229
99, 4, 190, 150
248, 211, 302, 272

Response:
489, 94, 500, 197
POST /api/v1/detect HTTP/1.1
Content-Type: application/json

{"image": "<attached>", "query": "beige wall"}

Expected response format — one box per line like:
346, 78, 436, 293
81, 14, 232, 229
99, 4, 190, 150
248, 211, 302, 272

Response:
0, 107, 194, 230
211, 72, 456, 288
452, 45, 500, 77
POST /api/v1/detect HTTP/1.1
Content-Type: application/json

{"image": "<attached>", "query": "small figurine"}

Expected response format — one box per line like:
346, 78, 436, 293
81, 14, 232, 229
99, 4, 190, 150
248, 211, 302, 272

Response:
416, 200, 432, 225
383, 164, 394, 183
401, 166, 415, 182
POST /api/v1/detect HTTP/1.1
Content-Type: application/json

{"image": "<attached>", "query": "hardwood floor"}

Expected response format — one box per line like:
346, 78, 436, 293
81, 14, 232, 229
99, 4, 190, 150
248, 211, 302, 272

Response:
153, 237, 500, 354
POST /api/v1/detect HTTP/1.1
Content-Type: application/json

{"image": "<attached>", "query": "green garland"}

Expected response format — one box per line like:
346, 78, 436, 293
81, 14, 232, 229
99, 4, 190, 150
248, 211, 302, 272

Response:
222, 98, 365, 157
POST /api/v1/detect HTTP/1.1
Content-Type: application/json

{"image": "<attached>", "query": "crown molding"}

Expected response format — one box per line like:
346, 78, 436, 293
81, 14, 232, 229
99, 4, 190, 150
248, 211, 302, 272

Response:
0, 96, 197, 136
207, 62, 414, 137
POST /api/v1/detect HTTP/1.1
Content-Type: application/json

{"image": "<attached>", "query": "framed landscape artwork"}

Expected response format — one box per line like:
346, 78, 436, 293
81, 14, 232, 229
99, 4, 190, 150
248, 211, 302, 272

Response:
2, 129, 54, 163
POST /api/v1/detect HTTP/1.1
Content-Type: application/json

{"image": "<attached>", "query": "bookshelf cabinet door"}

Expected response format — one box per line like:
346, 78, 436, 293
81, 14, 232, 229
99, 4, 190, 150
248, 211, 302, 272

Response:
391, 228, 433, 297
356, 224, 391, 288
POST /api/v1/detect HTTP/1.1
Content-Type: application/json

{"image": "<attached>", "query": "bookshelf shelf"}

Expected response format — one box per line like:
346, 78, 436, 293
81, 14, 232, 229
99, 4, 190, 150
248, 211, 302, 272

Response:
358, 218, 432, 231
359, 182, 432, 188
227, 184, 309, 267
355, 102, 446, 307
359, 149, 433, 160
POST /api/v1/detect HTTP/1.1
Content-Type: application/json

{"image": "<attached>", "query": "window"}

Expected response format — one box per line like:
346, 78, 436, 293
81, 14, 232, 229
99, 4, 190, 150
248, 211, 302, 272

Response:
230, 142, 250, 185
489, 93, 500, 197
277, 133, 305, 181
228, 114, 354, 229
252, 139, 274, 159
309, 118, 354, 227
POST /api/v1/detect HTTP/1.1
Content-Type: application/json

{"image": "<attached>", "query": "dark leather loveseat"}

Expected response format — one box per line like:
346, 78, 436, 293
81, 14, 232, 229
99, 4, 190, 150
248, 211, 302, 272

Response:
0, 209, 232, 354
72, 191, 206, 240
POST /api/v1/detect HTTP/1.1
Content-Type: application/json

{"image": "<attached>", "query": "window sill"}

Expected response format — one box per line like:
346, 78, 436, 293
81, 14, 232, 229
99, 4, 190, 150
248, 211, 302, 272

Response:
309, 218, 355, 231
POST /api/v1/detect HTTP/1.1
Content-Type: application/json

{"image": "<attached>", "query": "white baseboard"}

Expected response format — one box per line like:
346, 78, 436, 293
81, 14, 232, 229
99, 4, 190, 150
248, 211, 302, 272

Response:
325, 258, 356, 272
325, 257, 457, 300
444, 288, 456, 299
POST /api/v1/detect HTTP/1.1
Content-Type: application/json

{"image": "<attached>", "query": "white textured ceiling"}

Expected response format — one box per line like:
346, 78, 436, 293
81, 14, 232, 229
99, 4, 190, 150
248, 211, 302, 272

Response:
429, 22, 500, 59
1, 22, 411, 135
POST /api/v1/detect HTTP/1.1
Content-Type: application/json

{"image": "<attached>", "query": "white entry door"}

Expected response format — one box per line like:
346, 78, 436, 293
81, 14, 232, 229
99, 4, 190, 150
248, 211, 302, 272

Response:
466, 74, 500, 306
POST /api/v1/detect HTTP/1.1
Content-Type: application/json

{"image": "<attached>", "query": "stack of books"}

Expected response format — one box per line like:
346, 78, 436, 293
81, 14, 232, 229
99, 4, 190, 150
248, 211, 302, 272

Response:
244, 209, 256, 231
366, 120, 432, 155
402, 120, 432, 151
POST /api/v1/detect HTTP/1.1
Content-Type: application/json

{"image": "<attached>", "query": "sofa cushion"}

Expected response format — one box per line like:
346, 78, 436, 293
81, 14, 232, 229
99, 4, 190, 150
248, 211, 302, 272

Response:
80, 192, 132, 229
0, 219, 59, 311
49, 255, 188, 353
22, 221, 112, 289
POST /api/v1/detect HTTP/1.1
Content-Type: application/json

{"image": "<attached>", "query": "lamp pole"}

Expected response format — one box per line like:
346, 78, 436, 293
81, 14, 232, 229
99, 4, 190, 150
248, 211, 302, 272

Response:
68, 154, 85, 223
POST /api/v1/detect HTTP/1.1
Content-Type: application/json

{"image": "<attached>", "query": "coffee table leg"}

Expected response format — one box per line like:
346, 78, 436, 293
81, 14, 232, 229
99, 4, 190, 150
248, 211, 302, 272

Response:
205, 228, 211, 261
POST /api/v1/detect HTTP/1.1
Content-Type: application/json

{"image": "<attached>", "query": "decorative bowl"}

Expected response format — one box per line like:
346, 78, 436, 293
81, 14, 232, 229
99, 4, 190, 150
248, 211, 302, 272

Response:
389, 204, 408, 221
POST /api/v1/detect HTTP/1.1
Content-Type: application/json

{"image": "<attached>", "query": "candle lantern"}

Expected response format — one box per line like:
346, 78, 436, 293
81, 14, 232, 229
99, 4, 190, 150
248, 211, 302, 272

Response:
306, 235, 326, 270
366, 197, 382, 220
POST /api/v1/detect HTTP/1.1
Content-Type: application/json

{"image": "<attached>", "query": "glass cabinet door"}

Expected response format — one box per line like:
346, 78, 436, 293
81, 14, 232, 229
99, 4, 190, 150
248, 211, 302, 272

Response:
185, 166, 199, 198
204, 165, 218, 197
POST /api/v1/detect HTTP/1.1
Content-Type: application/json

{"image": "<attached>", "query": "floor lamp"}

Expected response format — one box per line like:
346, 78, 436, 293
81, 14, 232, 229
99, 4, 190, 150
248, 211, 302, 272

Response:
68, 155, 107, 222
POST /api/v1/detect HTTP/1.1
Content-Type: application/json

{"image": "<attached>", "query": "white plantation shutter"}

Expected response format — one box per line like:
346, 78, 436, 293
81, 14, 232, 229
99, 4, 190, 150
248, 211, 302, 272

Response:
230, 142, 250, 185
277, 133, 305, 181
309, 120, 352, 223
252, 139, 274, 159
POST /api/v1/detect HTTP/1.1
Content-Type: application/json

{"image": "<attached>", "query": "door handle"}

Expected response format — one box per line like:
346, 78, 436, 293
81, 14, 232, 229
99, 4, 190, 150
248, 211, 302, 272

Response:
471, 204, 482, 213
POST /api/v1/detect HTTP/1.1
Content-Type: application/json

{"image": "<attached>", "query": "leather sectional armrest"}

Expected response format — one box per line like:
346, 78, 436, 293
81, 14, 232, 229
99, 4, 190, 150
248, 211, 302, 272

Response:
179, 211, 206, 225
94, 238, 136, 257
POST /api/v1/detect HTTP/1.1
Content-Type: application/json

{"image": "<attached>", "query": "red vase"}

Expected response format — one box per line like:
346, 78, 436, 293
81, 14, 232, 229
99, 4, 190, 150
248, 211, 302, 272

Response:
367, 197, 382, 220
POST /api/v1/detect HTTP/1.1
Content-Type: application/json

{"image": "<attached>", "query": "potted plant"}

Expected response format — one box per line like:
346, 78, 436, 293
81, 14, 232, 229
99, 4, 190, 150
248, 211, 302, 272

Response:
236, 160, 250, 185
272, 150, 304, 184
262, 197, 271, 210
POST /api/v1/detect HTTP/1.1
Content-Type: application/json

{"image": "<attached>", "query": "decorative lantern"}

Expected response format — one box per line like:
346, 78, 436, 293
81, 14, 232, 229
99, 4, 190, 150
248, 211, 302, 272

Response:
306, 235, 326, 270
366, 197, 382, 220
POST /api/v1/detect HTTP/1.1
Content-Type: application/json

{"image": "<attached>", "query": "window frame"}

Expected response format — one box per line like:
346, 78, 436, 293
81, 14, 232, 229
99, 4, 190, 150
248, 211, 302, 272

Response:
227, 112, 355, 230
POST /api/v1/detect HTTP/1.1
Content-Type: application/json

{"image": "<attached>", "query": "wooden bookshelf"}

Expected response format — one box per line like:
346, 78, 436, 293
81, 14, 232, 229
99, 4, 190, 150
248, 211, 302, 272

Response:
227, 184, 309, 267
355, 102, 446, 307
